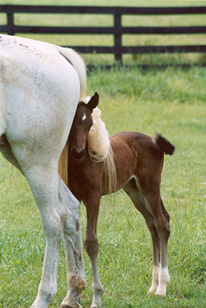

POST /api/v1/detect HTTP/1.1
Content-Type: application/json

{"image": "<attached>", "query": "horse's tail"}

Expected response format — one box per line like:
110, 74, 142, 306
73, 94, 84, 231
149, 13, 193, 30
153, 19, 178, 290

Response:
58, 48, 87, 186
87, 107, 117, 194
154, 133, 175, 156
58, 47, 86, 100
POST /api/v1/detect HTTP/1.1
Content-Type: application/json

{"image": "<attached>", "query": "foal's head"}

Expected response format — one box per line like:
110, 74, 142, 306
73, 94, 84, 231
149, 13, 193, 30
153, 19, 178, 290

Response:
69, 92, 99, 160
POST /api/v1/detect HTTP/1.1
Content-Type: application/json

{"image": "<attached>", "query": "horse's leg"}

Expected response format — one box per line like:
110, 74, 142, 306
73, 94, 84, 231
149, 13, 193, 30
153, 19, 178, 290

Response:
23, 168, 85, 308
19, 164, 64, 308
1, 145, 85, 307
84, 197, 103, 308
123, 178, 160, 295
9, 135, 84, 308
25, 169, 85, 308
59, 180, 85, 308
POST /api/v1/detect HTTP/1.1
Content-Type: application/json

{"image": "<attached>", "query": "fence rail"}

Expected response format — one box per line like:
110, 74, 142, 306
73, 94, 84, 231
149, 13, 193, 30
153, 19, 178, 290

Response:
0, 4, 206, 63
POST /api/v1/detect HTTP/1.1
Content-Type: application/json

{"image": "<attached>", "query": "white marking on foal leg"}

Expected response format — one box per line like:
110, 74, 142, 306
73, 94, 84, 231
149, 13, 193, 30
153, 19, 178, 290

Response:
149, 264, 160, 294
156, 266, 170, 296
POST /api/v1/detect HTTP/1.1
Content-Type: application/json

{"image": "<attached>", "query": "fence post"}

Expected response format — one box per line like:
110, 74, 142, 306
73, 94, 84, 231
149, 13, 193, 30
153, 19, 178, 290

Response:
114, 13, 122, 63
7, 12, 15, 35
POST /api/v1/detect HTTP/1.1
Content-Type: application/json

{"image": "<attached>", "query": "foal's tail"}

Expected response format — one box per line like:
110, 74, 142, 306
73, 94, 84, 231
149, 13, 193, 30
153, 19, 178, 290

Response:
154, 133, 175, 156
58, 48, 87, 186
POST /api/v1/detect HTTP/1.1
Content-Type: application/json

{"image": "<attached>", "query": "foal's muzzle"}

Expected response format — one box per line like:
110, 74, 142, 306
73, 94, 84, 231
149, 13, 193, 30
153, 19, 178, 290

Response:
71, 147, 86, 161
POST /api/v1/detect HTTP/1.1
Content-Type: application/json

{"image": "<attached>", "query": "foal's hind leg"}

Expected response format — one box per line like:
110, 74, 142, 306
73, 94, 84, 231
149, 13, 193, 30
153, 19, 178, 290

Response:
144, 194, 170, 296
123, 178, 161, 295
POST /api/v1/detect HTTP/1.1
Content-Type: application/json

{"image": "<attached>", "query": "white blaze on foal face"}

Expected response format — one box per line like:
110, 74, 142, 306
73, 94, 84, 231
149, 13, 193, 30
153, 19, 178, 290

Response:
82, 113, 87, 121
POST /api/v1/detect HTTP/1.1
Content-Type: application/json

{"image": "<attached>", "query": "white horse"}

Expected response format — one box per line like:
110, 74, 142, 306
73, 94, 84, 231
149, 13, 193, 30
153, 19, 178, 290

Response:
0, 34, 86, 308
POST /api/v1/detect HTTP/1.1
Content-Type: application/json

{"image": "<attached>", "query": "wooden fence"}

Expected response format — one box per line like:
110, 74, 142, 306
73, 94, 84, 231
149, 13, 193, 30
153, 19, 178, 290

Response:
0, 4, 206, 63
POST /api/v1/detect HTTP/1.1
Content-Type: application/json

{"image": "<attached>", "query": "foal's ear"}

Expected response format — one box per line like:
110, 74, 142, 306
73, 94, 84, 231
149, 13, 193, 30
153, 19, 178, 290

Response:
87, 92, 99, 112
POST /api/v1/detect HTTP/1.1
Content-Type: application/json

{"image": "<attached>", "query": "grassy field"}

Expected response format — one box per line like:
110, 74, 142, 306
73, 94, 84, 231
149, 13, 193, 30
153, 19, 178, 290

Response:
0, 1, 206, 308
0, 66, 206, 308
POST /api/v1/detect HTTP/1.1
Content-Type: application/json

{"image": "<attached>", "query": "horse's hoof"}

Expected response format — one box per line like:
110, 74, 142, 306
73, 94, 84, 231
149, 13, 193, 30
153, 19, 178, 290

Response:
91, 301, 101, 308
59, 304, 82, 308
148, 286, 157, 295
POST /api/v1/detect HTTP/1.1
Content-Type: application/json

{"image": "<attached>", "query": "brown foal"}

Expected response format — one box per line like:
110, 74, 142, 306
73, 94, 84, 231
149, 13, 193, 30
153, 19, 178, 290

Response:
65, 93, 175, 308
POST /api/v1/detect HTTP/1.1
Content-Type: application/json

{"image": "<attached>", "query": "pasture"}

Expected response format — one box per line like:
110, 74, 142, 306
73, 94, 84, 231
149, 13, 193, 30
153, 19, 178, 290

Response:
0, 1, 206, 307
1, 66, 206, 308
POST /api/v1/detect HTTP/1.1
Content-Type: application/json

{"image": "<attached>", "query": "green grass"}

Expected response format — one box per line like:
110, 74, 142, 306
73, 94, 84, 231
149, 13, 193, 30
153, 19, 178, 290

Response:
0, 66, 206, 308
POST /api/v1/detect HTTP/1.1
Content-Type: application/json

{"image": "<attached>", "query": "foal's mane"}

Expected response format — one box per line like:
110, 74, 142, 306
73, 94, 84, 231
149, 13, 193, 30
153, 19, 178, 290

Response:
84, 97, 117, 194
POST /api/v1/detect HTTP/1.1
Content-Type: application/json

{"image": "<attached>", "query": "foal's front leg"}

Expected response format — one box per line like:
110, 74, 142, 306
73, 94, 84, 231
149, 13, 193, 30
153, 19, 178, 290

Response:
84, 196, 103, 308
